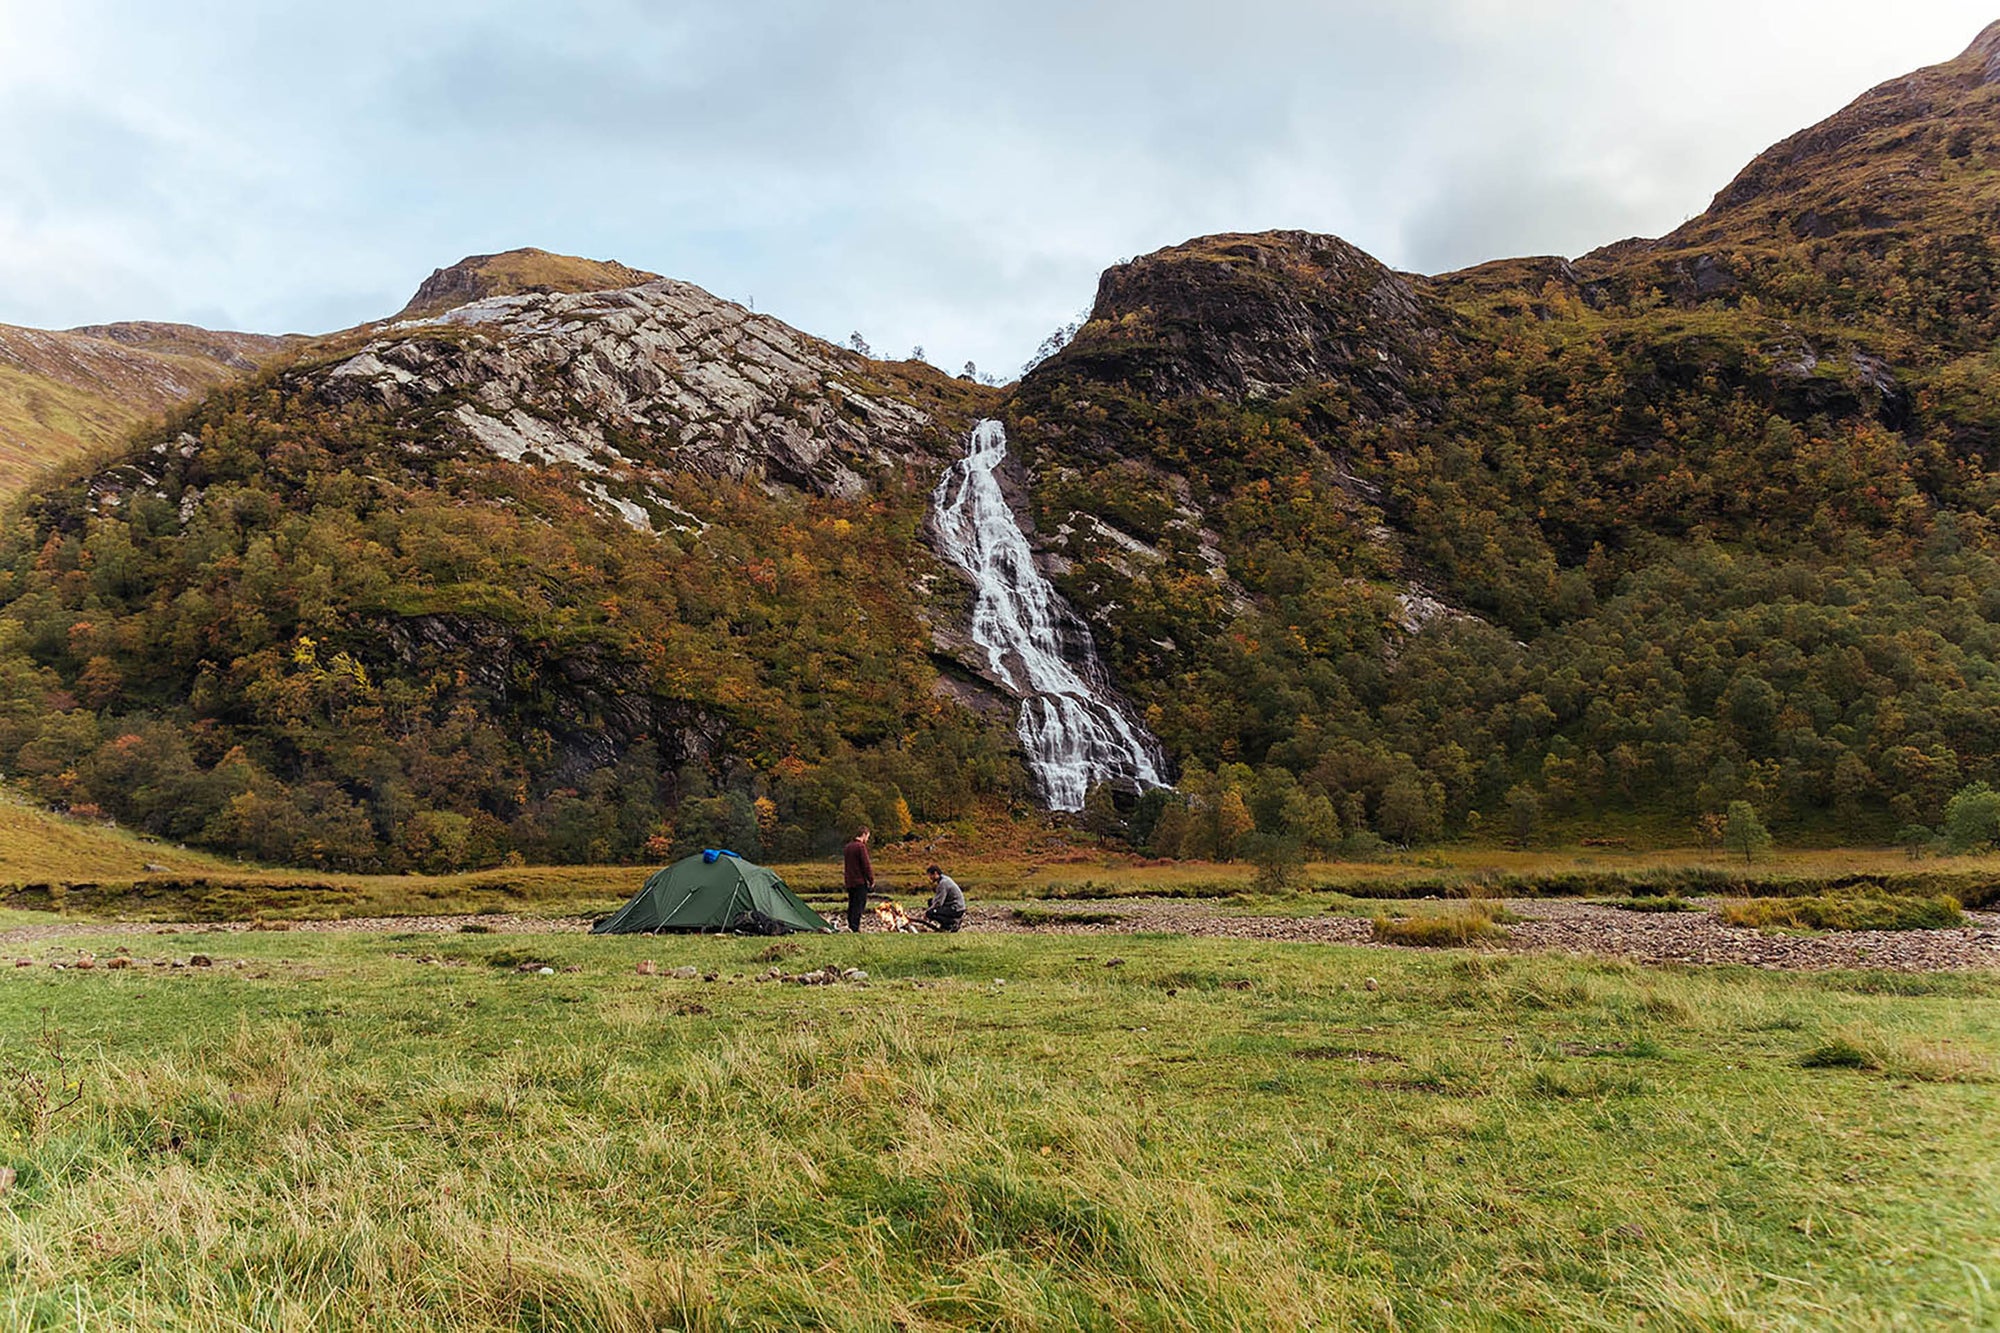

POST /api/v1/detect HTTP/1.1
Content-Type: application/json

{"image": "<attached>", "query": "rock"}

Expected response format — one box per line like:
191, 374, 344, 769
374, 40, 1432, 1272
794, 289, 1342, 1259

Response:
73, 957, 96, 971
105, 956, 132, 970
1046, 231, 1440, 407
702, 971, 718, 982
536, 966, 556, 976
667, 965, 699, 979
0, 1165, 13, 1193
322, 279, 949, 505
635, 960, 658, 975
13, 959, 29, 968
1364, 977, 1379, 992
1104, 957, 1125, 968
188, 954, 212, 968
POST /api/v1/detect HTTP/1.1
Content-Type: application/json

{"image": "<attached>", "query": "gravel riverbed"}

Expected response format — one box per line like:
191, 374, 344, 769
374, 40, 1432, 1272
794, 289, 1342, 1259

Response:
3, 899, 1996, 972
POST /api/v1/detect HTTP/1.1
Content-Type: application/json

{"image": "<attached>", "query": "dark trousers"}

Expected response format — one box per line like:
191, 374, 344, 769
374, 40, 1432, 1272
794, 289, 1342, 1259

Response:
847, 888, 869, 933
924, 906, 964, 933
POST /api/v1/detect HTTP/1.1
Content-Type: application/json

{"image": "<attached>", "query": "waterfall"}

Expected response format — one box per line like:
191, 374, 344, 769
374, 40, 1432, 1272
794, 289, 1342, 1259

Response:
931, 419, 1166, 811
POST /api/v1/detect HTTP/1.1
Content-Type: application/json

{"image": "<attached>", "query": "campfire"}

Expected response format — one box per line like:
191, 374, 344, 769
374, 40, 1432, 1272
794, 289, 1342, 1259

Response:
873, 899, 920, 932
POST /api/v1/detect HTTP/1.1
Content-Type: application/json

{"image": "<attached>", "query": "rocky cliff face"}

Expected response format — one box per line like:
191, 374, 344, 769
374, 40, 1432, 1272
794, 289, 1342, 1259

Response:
1045, 230, 1447, 412
319, 277, 970, 520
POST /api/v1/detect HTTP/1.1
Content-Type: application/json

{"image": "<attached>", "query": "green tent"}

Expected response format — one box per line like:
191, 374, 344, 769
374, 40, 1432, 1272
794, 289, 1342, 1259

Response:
593, 850, 831, 934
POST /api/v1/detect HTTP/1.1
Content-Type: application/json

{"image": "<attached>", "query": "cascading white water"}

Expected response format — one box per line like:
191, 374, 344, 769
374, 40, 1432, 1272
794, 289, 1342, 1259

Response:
931, 419, 1166, 811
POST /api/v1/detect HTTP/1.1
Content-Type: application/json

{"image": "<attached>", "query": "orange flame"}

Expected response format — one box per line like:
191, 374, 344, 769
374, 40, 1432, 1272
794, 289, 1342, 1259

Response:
873, 899, 916, 931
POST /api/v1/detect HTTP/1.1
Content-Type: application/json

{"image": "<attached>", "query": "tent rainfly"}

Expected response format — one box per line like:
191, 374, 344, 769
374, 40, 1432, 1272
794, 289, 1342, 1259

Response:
592, 850, 831, 934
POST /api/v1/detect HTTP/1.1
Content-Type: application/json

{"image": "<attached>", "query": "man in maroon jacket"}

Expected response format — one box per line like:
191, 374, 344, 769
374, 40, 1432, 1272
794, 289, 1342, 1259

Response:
842, 827, 874, 932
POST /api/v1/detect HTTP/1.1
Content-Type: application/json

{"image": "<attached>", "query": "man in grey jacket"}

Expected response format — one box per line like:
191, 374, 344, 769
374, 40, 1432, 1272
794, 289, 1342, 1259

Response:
922, 864, 966, 932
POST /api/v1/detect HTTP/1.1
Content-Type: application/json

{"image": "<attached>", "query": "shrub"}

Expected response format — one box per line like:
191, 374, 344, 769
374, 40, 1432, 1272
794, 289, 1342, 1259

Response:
1720, 894, 1964, 932
1943, 782, 2000, 853
1723, 801, 1773, 865
1614, 895, 1696, 913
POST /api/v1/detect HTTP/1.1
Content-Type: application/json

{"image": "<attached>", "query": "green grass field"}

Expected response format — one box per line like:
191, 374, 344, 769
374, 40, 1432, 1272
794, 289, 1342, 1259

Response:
2, 921, 1995, 1329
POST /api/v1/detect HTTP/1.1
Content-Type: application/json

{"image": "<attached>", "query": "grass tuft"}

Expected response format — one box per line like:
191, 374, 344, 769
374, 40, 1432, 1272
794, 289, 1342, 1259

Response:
1615, 895, 1698, 913
1371, 904, 1508, 947
1720, 893, 1964, 932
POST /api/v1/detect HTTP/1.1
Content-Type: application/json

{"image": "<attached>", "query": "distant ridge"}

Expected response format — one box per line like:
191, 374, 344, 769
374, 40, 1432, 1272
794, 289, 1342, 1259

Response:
0, 321, 286, 495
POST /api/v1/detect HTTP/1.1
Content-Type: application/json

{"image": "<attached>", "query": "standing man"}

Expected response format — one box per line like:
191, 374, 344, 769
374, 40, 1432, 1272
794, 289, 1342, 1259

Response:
843, 826, 874, 932
922, 864, 966, 932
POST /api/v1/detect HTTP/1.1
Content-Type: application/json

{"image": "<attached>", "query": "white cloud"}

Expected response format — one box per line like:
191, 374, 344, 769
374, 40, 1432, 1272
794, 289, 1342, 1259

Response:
0, 0, 1992, 370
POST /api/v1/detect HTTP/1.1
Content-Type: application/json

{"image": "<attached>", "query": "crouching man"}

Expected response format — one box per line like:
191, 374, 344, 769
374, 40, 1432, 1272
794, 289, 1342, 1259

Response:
922, 864, 966, 932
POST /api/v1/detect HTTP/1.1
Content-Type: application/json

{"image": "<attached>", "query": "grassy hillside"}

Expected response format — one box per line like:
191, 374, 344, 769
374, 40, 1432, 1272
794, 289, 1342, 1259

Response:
0, 787, 231, 881
0, 926, 1993, 1328
0, 322, 282, 498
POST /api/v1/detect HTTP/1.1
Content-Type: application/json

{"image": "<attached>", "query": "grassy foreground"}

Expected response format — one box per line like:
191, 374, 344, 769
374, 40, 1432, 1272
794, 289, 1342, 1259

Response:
1, 925, 1995, 1330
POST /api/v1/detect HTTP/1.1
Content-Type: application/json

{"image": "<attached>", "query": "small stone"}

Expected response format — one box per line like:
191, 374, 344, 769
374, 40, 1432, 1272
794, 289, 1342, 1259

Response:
668, 965, 698, 979
702, 972, 718, 982
0, 1165, 13, 1193
1364, 977, 1379, 992
13, 958, 29, 968
74, 958, 96, 971
105, 956, 132, 970
636, 960, 658, 975
537, 966, 555, 976
1104, 958, 1125, 968
188, 954, 213, 968
849, 970, 868, 982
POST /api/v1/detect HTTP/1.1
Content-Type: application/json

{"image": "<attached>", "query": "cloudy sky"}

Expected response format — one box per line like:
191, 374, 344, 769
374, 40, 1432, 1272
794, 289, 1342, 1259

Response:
1, 1, 1994, 376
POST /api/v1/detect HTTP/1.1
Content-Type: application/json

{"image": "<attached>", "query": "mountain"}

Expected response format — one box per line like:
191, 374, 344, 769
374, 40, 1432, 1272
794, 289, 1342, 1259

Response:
0, 320, 285, 496
0, 259, 1004, 870
3, 26, 2000, 870
1009, 22, 2000, 850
